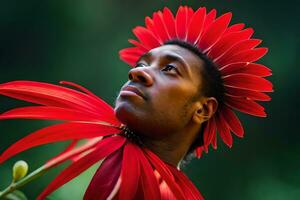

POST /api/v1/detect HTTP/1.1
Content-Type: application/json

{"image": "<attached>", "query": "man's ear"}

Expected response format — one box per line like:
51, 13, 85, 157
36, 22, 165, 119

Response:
193, 97, 218, 124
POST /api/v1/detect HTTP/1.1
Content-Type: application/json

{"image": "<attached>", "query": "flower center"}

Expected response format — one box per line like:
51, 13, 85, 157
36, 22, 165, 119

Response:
120, 126, 144, 146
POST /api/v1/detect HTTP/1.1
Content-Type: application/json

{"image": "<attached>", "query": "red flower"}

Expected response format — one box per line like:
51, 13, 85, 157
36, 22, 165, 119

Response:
0, 80, 204, 200
119, 6, 273, 157
1, 5, 274, 200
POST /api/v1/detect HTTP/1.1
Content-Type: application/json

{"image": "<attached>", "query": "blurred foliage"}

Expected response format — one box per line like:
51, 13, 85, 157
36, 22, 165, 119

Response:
0, 0, 299, 199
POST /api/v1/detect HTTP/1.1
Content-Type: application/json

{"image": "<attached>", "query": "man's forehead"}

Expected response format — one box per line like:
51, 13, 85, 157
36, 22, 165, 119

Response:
140, 44, 203, 63
147, 45, 191, 56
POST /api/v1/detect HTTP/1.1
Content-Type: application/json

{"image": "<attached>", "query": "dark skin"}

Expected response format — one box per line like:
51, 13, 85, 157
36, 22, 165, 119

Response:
114, 44, 218, 167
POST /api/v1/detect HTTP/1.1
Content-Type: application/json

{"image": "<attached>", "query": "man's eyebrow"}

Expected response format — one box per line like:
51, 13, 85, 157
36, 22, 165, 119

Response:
164, 53, 189, 74
137, 52, 152, 63
137, 51, 189, 74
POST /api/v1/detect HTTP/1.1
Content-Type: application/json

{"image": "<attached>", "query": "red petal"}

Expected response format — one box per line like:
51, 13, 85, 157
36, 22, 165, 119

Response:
198, 12, 232, 52
128, 39, 148, 52
135, 147, 161, 200
46, 140, 79, 167
168, 165, 204, 200
145, 16, 162, 44
118, 142, 141, 200
119, 53, 140, 66
195, 147, 204, 158
201, 9, 217, 36
153, 11, 170, 41
186, 7, 194, 29
119, 47, 145, 67
176, 6, 188, 40
69, 147, 96, 163
84, 147, 124, 200
37, 137, 125, 200
145, 16, 154, 31
223, 73, 273, 92
215, 112, 233, 147
207, 28, 254, 60
144, 149, 186, 200
46, 138, 102, 168
0, 122, 120, 164
216, 43, 266, 66
211, 130, 217, 149
119, 47, 145, 57
133, 26, 161, 49
225, 86, 271, 101
231, 39, 263, 53
0, 106, 117, 124
223, 23, 245, 35
162, 7, 176, 39
159, 180, 176, 200
0, 81, 114, 116
225, 95, 266, 117
187, 7, 194, 21
59, 81, 116, 115
221, 62, 272, 77
203, 117, 216, 150
220, 106, 244, 137
186, 7, 206, 44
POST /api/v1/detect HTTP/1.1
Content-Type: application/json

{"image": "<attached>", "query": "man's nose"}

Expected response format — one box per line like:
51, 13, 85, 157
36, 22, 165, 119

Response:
128, 67, 153, 86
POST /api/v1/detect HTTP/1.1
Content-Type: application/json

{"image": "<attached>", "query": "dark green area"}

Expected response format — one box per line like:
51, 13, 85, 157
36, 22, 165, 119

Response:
0, 0, 299, 199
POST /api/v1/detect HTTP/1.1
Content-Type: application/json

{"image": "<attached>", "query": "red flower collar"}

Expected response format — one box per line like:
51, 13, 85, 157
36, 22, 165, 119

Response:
0, 80, 204, 199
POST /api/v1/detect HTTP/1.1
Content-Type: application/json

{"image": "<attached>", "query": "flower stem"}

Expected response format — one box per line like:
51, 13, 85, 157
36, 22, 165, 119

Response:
0, 165, 47, 198
0, 137, 108, 198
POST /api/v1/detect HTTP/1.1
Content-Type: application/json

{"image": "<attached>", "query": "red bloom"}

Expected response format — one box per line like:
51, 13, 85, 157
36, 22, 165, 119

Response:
1, 5, 273, 200
119, 6, 273, 157
0, 80, 204, 200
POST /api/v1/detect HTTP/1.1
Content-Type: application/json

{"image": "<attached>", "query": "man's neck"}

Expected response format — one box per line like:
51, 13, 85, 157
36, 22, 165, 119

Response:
142, 138, 185, 167
140, 124, 201, 167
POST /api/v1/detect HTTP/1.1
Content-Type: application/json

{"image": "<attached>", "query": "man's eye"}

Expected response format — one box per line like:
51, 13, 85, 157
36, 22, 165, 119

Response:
162, 64, 176, 72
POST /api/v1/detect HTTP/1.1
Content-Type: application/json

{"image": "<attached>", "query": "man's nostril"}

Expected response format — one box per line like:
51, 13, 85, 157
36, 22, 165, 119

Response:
128, 73, 133, 80
138, 75, 147, 83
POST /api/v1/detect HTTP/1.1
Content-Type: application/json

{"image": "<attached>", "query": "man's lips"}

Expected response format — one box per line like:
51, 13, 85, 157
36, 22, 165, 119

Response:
120, 85, 146, 99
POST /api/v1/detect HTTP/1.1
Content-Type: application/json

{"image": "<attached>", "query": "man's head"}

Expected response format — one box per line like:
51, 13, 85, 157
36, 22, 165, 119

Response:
118, 6, 272, 159
115, 42, 219, 149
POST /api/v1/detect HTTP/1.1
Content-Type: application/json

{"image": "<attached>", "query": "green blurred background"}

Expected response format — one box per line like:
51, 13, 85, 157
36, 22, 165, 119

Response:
0, 0, 299, 199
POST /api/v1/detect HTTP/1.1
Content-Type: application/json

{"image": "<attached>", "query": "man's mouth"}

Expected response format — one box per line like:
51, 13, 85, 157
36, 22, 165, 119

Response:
120, 85, 146, 99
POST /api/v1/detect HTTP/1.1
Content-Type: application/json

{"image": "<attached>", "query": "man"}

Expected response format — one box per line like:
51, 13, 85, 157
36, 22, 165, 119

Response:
0, 6, 272, 199
115, 43, 219, 167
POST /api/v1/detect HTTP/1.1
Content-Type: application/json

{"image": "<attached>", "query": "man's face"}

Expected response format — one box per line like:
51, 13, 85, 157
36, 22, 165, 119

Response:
114, 44, 205, 139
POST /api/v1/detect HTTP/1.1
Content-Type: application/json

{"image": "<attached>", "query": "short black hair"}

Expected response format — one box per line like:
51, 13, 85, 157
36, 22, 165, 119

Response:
164, 40, 225, 158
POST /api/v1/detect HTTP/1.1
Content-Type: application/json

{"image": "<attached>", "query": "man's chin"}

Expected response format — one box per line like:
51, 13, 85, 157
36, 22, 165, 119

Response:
114, 103, 148, 133
114, 105, 168, 140
114, 102, 139, 125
